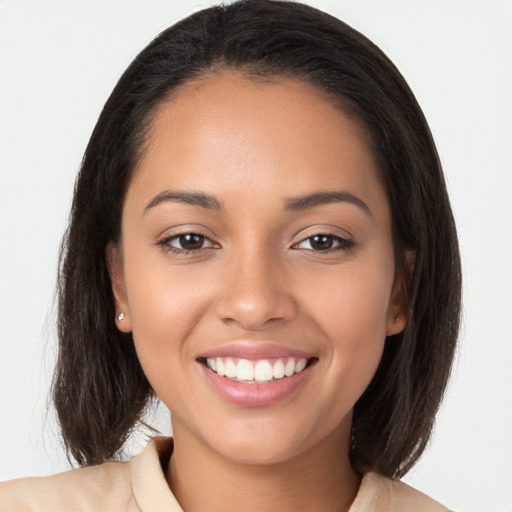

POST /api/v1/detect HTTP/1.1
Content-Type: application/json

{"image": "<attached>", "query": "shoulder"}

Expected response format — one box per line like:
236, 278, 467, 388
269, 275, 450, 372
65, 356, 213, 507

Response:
351, 472, 450, 512
388, 477, 450, 511
0, 460, 136, 512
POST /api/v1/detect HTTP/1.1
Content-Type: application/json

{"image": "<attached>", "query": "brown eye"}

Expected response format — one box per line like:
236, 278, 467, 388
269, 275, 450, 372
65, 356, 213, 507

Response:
295, 234, 353, 252
160, 232, 217, 253
177, 233, 205, 250
309, 235, 334, 251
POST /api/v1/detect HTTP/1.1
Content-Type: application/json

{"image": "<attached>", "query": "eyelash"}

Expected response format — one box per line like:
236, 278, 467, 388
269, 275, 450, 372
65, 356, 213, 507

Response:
293, 234, 354, 252
157, 233, 218, 255
157, 232, 354, 255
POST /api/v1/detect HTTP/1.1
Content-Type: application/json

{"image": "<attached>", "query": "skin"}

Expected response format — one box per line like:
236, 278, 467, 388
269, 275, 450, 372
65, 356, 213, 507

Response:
108, 71, 407, 512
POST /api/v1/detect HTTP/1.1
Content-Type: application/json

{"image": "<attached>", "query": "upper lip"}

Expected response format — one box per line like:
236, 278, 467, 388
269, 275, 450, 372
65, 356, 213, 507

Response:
197, 341, 315, 360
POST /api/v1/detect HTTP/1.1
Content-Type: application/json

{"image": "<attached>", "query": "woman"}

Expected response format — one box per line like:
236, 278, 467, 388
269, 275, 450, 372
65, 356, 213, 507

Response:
0, 1, 461, 510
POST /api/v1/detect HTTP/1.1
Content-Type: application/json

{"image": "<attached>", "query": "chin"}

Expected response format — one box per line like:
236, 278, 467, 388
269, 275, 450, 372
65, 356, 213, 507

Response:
203, 417, 327, 467
216, 437, 302, 466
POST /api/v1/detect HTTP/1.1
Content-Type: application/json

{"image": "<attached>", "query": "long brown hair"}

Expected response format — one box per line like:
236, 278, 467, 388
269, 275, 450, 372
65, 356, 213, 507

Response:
53, 0, 461, 478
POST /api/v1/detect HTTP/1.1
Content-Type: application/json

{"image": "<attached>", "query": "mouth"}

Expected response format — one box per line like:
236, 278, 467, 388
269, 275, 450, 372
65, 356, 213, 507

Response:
196, 343, 318, 407
198, 356, 317, 384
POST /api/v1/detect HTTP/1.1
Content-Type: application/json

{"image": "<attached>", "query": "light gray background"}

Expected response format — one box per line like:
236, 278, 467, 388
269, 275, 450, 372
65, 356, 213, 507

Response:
1, 1, 511, 511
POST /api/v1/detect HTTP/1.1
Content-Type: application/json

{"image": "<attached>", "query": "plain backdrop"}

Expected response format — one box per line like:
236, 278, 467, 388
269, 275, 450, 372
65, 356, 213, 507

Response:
1, 1, 511, 511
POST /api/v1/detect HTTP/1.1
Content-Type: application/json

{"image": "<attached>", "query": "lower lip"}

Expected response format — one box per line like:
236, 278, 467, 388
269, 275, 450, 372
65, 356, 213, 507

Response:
198, 362, 314, 408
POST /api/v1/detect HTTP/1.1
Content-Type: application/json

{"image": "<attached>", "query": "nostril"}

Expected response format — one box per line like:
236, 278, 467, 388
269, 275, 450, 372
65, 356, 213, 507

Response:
213, 272, 298, 330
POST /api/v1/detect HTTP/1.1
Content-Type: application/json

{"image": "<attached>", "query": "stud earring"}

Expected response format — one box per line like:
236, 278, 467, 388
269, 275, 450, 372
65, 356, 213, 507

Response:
394, 314, 400, 323
116, 312, 125, 323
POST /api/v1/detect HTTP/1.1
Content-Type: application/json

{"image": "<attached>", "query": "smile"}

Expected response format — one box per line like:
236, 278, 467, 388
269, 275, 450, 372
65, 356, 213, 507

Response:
197, 344, 317, 407
206, 357, 309, 383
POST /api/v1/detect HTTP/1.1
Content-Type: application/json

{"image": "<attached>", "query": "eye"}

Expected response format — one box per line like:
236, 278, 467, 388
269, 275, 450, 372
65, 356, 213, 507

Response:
159, 233, 217, 253
294, 234, 353, 252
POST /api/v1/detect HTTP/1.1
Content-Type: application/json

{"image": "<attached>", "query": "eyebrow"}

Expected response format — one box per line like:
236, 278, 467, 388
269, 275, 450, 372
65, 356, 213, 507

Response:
144, 190, 223, 213
284, 191, 371, 215
143, 188, 371, 216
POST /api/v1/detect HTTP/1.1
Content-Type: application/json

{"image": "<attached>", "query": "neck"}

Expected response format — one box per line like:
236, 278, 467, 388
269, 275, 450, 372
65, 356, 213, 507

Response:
166, 420, 360, 512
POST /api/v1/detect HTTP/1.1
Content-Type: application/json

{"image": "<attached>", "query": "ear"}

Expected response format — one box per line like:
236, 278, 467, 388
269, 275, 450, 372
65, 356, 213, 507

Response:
385, 250, 415, 336
106, 242, 132, 333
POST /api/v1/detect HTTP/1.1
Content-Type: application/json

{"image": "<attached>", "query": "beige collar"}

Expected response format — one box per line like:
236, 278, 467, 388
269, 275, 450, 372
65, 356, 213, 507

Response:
131, 437, 183, 511
129, 437, 389, 512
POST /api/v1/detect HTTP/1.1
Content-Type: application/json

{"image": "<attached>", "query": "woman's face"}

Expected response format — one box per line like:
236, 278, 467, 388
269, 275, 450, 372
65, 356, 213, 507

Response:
110, 71, 406, 465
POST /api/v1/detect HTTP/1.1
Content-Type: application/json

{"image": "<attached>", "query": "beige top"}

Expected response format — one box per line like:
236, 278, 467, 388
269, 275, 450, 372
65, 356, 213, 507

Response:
0, 437, 449, 511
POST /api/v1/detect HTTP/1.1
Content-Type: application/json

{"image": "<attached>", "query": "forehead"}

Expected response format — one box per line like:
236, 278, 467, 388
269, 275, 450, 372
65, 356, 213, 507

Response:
128, 71, 386, 214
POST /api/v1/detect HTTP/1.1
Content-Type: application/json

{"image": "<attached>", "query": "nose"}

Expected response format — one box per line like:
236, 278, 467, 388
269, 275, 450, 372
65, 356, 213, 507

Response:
214, 246, 297, 331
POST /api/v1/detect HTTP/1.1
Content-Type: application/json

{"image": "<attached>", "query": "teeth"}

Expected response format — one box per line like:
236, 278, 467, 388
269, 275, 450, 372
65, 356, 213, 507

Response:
224, 358, 237, 378
237, 359, 254, 381
295, 358, 307, 373
206, 357, 309, 383
285, 359, 295, 377
217, 358, 225, 377
254, 360, 273, 381
273, 360, 285, 379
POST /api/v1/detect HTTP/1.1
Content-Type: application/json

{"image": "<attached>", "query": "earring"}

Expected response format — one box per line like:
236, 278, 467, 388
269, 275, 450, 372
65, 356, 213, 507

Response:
116, 312, 125, 323
394, 314, 400, 323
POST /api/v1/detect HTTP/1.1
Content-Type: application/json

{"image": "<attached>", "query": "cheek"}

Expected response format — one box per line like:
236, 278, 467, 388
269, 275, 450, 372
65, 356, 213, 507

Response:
304, 260, 393, 388
306, 262, 393, 339
121, 252, 213, 385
